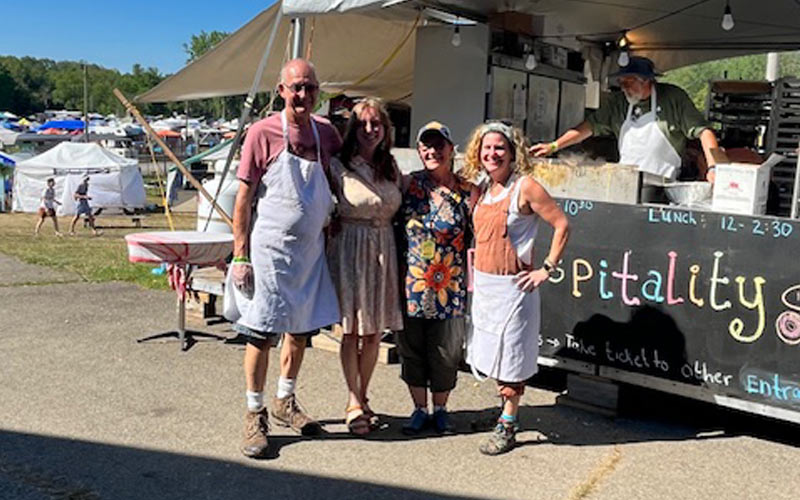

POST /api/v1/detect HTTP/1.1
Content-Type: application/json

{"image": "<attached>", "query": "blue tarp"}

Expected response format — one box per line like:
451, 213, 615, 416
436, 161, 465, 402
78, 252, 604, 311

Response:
0, 152, 16, 166
1, 121, 22, 131
35, 120, 85, 131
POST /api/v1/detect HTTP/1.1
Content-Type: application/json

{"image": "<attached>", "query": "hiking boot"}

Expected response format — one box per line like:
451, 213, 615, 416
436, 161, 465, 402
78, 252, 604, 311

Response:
270, 394, 321, 436
478, 422, 518, 456
432, 408, 454, 434
241, 408, 270, 458
401, 408, 429, 435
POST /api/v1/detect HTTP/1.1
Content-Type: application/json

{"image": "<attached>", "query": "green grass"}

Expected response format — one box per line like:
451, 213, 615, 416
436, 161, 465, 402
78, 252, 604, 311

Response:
0, 212, 196, 290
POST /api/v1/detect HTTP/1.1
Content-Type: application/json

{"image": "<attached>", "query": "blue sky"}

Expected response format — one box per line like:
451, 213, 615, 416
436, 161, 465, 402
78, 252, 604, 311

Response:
2, 1, 276, 75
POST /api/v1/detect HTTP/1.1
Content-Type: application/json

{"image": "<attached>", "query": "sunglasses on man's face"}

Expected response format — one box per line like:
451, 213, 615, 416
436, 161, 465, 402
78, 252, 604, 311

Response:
283, 82, 319, 94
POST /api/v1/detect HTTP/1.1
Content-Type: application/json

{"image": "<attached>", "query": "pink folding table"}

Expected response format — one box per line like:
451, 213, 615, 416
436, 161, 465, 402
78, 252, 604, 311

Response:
125, 231, 234, 351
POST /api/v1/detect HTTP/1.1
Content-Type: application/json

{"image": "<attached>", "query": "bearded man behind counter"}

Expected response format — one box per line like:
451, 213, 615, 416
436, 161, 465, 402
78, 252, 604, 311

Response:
531, 56, 720, 191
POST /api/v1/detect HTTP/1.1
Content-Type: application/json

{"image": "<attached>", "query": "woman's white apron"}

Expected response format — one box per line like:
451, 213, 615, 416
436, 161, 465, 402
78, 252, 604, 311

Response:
466, 269, 541, 383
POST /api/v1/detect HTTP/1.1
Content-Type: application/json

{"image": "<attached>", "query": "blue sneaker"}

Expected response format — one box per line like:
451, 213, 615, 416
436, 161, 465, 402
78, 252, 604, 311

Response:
432, 408, 454, 434
402, 408, 429, 435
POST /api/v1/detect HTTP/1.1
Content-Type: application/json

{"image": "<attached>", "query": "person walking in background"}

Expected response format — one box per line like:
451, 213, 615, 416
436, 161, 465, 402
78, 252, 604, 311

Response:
229, 58, 342, 458
34, 177, 62, 236
327, 98, 403, 435
69, 176, 99, 236
463, 121, 569, 456
397, 121, 472, 435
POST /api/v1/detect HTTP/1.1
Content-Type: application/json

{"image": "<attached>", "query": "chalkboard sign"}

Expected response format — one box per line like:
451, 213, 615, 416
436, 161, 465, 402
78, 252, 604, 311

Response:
536, 199, 800, 413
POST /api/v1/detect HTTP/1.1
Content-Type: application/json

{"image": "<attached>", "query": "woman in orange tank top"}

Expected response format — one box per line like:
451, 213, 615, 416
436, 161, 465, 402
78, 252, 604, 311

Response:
463, 121, 569, 456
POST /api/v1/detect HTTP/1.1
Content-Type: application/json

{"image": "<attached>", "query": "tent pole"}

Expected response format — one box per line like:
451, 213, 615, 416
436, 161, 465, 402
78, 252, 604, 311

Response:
113, 88, 233, 228
83, 64, 89, 140
201, 7, 283, 232
291, 18, 305, 59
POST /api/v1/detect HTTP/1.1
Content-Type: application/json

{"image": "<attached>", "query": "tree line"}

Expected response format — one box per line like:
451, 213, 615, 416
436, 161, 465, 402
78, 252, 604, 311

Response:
0, 30, 249, 119
2, 29, 799, 120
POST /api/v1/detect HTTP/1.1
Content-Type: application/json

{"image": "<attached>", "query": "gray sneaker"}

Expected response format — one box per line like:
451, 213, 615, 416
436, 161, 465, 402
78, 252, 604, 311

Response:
478, 422, 517, 456
241, 408, 270, 458
271, 394, 322, 436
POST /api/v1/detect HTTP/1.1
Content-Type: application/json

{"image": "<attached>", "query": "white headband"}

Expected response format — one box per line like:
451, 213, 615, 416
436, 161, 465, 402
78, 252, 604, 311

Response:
480, 122, 514, 146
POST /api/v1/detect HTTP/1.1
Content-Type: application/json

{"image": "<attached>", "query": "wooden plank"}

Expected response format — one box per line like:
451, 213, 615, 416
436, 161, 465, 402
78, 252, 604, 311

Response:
190, 267, 225, 296
312, 327, 398, 365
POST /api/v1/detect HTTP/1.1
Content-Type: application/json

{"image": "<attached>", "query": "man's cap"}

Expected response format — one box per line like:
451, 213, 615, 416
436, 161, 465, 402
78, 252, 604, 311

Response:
416, 121, 453, 144
609, 56, 661, 80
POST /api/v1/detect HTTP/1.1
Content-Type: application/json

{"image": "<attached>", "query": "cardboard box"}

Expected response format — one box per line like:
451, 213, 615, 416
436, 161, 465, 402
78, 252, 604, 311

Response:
711, 154, 783, 215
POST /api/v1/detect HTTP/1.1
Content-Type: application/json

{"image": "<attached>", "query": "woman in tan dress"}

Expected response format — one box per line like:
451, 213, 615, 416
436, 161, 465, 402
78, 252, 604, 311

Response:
327, 98, 403, 434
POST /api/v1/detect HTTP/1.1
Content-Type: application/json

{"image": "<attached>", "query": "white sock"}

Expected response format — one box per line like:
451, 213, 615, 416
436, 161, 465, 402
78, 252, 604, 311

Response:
276, 377, 296, 399
246, 390, 264, 412
433, 405, 446, 413
415, 406, 429, 414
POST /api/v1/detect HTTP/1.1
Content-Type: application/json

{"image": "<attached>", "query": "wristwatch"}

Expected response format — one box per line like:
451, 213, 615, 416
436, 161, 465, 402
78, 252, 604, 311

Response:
543, 259, 558, 277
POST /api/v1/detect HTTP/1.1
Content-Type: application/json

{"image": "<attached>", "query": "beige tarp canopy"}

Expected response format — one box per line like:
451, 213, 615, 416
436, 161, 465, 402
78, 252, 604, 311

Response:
138, 0, 800, 103
137, 3, 417, 103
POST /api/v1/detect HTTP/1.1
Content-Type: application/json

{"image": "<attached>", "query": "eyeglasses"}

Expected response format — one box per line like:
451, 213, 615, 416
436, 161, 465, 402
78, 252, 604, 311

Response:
282, 82, 319, 94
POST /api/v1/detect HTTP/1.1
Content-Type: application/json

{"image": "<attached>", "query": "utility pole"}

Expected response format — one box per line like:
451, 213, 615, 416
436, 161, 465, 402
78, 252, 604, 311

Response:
83, 64, 89, 140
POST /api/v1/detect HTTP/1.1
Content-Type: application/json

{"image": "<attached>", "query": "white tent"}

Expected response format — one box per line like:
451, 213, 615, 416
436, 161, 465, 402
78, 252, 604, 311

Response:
0, 128, 19, 146
12, 142, 146, 215
137, 0, 800, 104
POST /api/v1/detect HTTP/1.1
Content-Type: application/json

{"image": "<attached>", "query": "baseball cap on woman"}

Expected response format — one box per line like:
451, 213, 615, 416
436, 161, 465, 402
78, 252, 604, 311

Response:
416, 121, 453, 144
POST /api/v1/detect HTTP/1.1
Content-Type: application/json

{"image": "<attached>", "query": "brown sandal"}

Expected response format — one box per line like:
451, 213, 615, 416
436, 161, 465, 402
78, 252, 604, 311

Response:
345, 405, 370, 435
362, 398, 380, 430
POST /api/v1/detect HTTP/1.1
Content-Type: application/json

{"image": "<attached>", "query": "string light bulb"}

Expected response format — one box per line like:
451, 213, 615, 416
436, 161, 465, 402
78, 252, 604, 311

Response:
617, 32, 629, 49
524, 44, 537, 70
721, 1, 735, 31
618, 49, 630, 67
525, 53, 538, 70
451, 25, 462, 47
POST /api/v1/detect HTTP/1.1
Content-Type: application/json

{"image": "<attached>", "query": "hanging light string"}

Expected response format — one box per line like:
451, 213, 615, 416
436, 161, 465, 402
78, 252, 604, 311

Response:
532, 0, 800, 48
625, 0, 714, 33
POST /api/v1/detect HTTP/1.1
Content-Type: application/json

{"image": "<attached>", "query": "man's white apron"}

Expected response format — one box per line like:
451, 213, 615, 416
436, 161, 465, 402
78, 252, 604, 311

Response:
233, 111, 340, 333
618, 86, 682, 181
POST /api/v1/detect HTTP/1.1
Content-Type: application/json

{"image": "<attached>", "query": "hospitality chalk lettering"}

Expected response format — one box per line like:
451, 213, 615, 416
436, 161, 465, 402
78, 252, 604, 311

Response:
554, 249, 786, 345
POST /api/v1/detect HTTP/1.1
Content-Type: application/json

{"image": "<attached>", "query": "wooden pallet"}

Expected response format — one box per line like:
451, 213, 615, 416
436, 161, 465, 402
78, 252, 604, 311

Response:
312, 325, 399, 365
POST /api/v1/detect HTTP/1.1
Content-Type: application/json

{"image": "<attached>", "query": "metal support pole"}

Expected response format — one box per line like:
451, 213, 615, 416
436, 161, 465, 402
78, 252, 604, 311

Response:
201, 9, 283, 232
83, 64, 89, 139
291, 18, 305, 59
766, 52, 780, 82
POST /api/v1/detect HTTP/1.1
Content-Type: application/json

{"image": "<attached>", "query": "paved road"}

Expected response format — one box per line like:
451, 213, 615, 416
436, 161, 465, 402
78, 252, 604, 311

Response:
1, 256, 798, 499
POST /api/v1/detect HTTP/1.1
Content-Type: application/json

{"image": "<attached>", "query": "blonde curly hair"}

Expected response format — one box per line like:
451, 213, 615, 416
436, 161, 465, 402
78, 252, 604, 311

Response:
462, 122, 536, 182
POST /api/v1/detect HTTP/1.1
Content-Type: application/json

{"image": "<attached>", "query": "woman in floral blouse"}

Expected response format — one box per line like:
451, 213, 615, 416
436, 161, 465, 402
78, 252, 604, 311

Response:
397, 121, 472, 435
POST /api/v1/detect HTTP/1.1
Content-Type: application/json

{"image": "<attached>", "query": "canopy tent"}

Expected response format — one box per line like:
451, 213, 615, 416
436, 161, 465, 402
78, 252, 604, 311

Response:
137, 2, 416, 103
156, 129, 182, 138
137, 0, 800, 104
12, 142, 146, 215
183, 139, 234, 166
36, 120, 85, 132
0, 128, 19, 146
